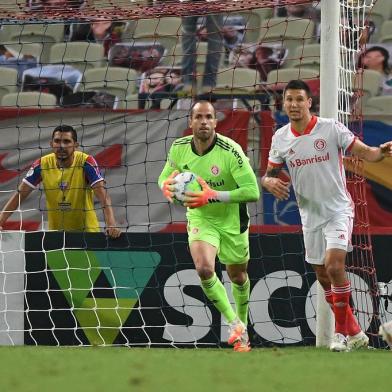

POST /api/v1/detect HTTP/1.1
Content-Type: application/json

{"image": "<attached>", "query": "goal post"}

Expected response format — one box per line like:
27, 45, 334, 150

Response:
317, 0, 341, 347
0, 0, 388, 348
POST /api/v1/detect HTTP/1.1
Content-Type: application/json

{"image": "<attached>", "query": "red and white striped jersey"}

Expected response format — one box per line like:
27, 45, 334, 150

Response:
268, 116, 355, 230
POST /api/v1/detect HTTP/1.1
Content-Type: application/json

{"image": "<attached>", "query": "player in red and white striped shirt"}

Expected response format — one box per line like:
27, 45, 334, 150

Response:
262, 79, 392, 351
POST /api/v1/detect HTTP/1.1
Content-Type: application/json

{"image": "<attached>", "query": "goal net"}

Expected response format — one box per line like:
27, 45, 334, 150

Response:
0, 0, 389, 347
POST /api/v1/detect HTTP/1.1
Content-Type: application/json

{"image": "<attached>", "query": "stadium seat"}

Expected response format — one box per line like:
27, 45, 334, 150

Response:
1, 23, 64, 43
194, 41, 225, 74
292, 44, 320, 71
0, 67, 18, 102
259, 17, 316, 57
129, 35, 178, 59
160, 98, 176, 110
253, 7, 274, 22
87, 0, 119, 7
379, 35, 392, 45
49, 42, 105, 72
1, 23, 64, 63
352, 69, 382, 101
214, 67, 259, 93
160, 41, 183, 66
162, 39, 225, 69
266, 68, 319, 85
123, 93, 140, 109
132, 17, 183, 38
77, 67, 138, 100
380, 20, 392, 43
364, 95, 392, 114
1, 92, 57, 108
4, 43, 43, 62
0, 0, 24, 13
368, 0, 392, 42
235, 11, 261, 43
239, 8, 274, 43
120, 20, 137, 41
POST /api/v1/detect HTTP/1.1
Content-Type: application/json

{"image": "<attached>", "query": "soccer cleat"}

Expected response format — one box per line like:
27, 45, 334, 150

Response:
228, 318, 246, 346
330, 333, 348, 352
347, 331, 369, 350
379, 321, 392, 348
233, 331, 251, 352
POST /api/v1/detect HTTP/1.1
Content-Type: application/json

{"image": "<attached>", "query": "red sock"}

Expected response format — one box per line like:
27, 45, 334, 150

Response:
346, 306, 361, 336
332, 282, 351, 335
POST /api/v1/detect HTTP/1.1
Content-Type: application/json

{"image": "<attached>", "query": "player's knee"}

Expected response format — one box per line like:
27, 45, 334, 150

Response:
227, 270, 247, 285
325, 262, 345, 281
195, 265, 214, 280
313, 268, 330, 289
315, 272, 330, 289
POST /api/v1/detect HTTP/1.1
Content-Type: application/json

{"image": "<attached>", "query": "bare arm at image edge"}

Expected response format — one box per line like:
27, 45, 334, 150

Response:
0, 182, 34, 230
92, 181, 121, 238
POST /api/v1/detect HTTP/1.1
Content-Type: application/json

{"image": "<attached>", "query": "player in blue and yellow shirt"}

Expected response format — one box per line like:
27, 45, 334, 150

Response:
0, 125, 121, 238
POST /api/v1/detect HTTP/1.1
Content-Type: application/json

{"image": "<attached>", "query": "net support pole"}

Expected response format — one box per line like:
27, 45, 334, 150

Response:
317, 0, 340, 347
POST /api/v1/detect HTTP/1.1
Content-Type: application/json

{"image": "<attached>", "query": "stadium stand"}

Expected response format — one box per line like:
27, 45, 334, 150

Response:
1, 91, 57, 108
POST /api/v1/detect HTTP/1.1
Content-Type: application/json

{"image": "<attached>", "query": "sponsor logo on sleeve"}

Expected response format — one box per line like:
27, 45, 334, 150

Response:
231, 148, 243, 167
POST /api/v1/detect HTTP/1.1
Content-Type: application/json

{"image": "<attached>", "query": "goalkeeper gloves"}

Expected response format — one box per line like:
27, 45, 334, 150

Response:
184, 177, 229, 208
161, 170, 179, 203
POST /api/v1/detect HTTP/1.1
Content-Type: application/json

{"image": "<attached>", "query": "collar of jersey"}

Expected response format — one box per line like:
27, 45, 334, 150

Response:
290, 115, 318, 137
191, 134, 217, 156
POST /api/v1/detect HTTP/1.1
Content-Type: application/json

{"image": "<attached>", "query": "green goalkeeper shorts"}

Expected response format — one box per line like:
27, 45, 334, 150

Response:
187, 219, 249, 264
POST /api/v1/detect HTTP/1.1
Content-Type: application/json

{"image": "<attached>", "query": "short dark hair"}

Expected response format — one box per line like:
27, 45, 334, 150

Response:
361, 46, 390, 74
52, 125, 77, 142
190, 100, 216, 119
284, 79, 312, 98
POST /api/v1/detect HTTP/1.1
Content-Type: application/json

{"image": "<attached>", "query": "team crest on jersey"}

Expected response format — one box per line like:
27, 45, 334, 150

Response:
211, 165, 220, 176
59, 181, 68, 191
26, 168, 34, 177
192, 227, 199, 234
314, 139, 327, 151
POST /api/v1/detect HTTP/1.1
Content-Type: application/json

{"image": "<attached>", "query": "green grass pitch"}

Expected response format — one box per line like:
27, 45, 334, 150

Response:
1, 346, 390, 392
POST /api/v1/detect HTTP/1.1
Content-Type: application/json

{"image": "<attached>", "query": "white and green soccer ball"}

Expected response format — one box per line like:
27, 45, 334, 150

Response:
173, 172, 202, 205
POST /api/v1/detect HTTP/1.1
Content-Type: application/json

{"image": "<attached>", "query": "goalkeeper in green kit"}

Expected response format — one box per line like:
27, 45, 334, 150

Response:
158, 101, 260, 352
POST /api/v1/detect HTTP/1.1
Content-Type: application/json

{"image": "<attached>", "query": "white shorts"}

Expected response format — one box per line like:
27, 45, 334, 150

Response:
303, 215, 353, 265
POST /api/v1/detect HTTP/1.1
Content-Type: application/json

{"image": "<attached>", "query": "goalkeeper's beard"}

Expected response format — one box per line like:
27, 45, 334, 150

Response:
195, 128, 214, 142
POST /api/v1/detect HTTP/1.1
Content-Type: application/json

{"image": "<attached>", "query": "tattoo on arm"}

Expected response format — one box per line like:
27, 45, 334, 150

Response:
265, 167, 281, 178
261, 166, 281, 188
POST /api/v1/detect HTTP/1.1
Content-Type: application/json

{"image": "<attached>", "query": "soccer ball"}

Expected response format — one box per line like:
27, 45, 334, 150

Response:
173, 172, 202, 205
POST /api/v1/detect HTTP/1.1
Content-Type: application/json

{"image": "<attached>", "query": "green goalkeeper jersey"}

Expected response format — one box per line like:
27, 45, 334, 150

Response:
158, 133, 260, 233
